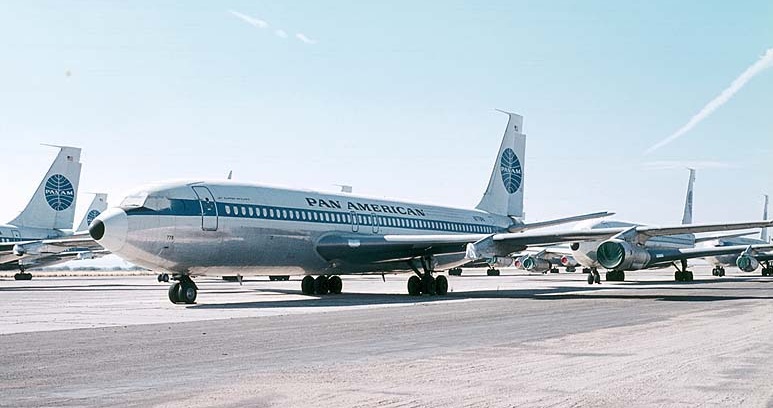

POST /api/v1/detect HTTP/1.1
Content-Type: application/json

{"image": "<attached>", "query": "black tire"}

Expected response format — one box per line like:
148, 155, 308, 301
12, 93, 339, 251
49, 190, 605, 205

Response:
550, 268, 559, 274
675, 271, 682, 282
222, 276, 239, 282
587, 273, 595, 285
168, 283, 181, 303
328, 275, 343, 294
435, 275, 448, 296
594, 273, 601, 284
301, 275, 315, 295
14, 272, 32, 281
487, 269, 500, 276
314, 275, 329, 295
407, 276, 422, 296
178, 282, 197, 304
687, 271, 694, 281
448, 268, 462, 276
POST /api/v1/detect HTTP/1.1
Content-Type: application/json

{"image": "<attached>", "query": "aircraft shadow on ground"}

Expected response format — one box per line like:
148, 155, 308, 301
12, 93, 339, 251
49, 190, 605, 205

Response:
189, 278, 773, 309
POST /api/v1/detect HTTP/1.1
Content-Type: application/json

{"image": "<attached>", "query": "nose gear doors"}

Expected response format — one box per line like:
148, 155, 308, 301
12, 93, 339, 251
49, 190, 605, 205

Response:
191, 186, 218, 231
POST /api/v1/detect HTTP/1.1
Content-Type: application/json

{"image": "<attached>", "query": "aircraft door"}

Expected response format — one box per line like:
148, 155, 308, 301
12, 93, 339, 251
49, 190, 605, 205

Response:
371, 213, 380, 234
350, 211, 359, 232
12, 230, 20, 240
191, 186, 218, 231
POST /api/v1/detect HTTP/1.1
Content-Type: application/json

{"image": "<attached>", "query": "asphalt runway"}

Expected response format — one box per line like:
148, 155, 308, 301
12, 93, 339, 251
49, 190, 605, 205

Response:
1, 267, 772, 407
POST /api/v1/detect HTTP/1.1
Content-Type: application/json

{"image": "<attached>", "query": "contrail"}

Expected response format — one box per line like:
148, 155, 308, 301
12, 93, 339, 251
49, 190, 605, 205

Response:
645, 48, 773, 155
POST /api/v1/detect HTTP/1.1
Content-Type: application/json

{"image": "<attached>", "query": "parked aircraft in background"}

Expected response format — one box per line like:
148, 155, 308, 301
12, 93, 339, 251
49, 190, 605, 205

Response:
704, 194, 769, 276
0, 145, 107, 279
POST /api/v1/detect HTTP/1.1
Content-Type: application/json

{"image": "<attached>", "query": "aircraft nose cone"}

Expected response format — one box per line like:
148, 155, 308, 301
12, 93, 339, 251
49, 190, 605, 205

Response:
91, 208, 128, 252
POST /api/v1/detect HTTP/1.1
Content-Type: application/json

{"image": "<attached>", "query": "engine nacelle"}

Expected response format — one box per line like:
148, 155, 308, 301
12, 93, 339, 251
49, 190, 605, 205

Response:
77, 251, 96, 260
596, 239, 651, 270
736, 254, 759, 272
13, 242, 44, 257
522, 255, 551, 272
560, 255, 578, 267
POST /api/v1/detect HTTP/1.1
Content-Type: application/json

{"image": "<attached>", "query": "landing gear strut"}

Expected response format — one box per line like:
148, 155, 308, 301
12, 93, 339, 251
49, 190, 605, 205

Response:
674, 259, 694, 282
587, 268, 601, 284
300, 275, 343, 295
711, 266, 726, 277
168, 275, 197, 304
407, 256, 448, 296
762, 261, 773, 277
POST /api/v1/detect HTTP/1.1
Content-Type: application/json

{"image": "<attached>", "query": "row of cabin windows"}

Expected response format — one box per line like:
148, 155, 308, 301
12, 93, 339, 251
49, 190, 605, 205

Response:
219, 204, 496, 233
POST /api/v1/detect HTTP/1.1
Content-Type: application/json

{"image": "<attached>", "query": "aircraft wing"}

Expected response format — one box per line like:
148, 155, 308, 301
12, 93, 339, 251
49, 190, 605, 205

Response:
620, 220, 773, 245
316, 229, 620, 267
0, 234, 105, 266
508, 211, 614, 233
645, 244, 773, 268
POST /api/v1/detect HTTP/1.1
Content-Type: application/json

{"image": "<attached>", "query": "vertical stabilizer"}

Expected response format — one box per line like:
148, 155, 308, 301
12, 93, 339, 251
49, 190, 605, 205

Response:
9, 146, 82, 230
75, 193, 108, 232
476, 110, 526, 219
681, 168, 695, 225
762, 194, 769, 242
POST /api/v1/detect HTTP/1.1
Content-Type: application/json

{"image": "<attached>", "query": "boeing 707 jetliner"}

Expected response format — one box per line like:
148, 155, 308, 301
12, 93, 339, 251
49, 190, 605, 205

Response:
90, 112, 771, 303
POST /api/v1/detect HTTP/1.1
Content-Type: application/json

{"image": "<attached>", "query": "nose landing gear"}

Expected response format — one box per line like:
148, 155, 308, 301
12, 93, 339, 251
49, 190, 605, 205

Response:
168, 275, 197, 304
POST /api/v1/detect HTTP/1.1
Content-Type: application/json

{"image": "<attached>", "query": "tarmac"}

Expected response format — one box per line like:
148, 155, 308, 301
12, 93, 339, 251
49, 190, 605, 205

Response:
1, 266, 772, 407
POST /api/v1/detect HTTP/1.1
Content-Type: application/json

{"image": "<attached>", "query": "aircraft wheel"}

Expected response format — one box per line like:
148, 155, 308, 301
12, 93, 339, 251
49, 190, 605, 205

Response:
587, 273, 595, 285
593, 272, 601, 284
675, 271, 683, 282
328, 275, 343, 294
407, 276, 422, 296
301, 275, 315, 295
582, 268, 591, 274
178, 281, 197, 304
686, 271, 694, 281
550, 268, 559, 274
13, 272, 32, 280
435, 275, 448, 296
314, 275, 329, 295
486, 269, 500, 276
448, 268, 462, 276
168, 283, 181, 303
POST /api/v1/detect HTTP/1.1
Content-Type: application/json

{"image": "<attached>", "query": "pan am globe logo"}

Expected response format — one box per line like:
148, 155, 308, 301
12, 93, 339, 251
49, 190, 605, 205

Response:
44, 174, 75, 211
86, 210, 101, 226
499, 148, 522, 194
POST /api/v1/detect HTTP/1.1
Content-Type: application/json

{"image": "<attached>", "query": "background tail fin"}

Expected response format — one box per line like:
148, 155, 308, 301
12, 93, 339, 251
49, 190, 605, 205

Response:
476, 110, 526, 219
9, 146, 82, 230
75, 193, 108, 232
681, 168, 696, 225
762, 194, 769, 242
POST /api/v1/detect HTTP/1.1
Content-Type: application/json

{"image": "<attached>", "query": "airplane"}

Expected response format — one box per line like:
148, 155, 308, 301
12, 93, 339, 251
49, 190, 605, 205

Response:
704, 194, 769, 276
538, 169, 773, 284
90, 111, 632, 304
12, 193, 109, 272
0, 145, 83, 279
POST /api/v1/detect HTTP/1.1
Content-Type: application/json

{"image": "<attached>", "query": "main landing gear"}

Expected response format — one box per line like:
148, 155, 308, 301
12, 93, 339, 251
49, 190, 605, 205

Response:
301, 275, 343, 295
407, 256, 448, 296
674, 259, 694, 282
157, 273, 170, 282
168, 275, 198, 304
486, 268, 500, 276
586, 268, 601, 284
13, 271, 32, 280
711, 266, 726, 277
606, 270, 625, 282
762, 261, 773, 277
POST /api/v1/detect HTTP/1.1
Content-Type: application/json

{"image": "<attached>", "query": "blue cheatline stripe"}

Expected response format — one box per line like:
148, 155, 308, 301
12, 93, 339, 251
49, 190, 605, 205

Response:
123, 199, 502, 234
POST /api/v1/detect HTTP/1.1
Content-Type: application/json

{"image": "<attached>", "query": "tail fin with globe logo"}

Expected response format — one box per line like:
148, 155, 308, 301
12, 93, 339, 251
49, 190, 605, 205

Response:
75, 193, 108, 232
476, 110, 526, 219
9, 145, 82, 231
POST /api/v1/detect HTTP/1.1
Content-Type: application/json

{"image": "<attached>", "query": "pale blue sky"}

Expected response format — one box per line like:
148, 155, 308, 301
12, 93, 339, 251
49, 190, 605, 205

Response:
1, 1, 771, 229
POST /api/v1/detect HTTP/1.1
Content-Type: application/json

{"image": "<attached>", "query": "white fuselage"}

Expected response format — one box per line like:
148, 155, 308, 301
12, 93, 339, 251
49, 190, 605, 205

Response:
571, 220, 695, 269
94, 181, 513, 276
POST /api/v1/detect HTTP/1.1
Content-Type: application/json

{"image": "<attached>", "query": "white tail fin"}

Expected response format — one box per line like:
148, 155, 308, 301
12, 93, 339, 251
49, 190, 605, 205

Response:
75, 193, 108, 232
9, 145, 82, 230
681, 168, 695, 225
762, 194, 769, 242
476, 110, 525, 219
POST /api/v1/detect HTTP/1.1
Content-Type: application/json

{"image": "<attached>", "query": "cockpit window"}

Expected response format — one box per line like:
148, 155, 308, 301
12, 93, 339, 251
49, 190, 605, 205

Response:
143, 195, 171, 211
120, 192, 148, 208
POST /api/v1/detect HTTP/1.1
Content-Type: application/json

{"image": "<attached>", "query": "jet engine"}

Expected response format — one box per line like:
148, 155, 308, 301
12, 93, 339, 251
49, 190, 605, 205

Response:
736, 254, 759, 272
521, 255, 551, 272
596, 239, 651, 270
